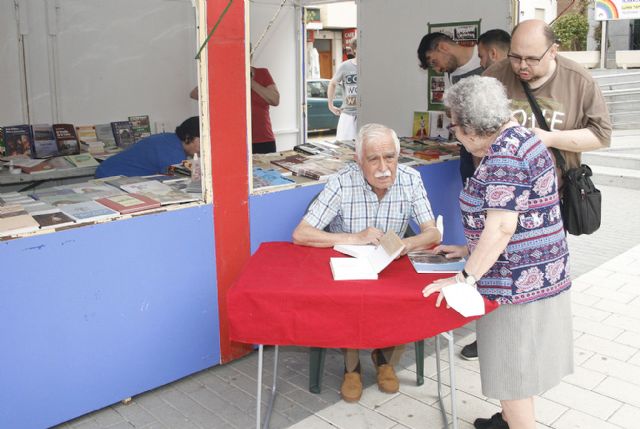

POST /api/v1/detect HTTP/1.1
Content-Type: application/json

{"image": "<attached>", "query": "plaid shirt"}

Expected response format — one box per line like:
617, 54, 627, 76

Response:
304, 163, 434, 235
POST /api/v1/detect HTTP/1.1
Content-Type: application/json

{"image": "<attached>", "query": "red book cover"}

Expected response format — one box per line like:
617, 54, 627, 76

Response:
95, 193, 161, 215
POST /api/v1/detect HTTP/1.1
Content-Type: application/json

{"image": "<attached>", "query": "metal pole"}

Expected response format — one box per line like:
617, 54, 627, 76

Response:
256, 345, 263, 429
600, 20, 608, 69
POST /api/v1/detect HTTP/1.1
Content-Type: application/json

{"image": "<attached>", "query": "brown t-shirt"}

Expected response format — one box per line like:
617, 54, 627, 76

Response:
484, 55, 612, 170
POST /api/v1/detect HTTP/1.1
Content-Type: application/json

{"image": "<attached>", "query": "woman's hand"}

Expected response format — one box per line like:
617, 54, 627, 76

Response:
422, 275, 458, 308
432, 244, 469, 259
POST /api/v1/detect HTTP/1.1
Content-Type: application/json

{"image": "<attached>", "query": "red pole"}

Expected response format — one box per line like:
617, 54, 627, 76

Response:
207, 0, 253, 363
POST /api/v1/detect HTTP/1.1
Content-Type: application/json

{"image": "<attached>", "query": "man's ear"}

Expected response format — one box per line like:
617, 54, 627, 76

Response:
438, 42, 450, 53
490, 47, 499, 61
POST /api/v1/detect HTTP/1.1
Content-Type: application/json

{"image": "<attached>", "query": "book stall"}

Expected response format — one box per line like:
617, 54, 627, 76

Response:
0, 0, 513, 427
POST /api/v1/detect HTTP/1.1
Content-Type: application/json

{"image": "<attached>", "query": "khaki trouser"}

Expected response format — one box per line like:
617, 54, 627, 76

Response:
343, 345, 406, 372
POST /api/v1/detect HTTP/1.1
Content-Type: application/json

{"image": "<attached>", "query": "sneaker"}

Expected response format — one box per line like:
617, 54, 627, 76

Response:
340, 371, 362, 402
474, 412, 509, 429
461, 340, 478, 361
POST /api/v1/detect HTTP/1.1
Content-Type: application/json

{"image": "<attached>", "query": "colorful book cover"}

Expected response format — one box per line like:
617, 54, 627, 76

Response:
75, 125, 98, 143
128, 115, 152, 142
3, 125, 33, 158
110, 121, 136, 149
412, 112, 429, 139
30, 124, 59, 158
52, 124, 80, 156
0, 204, 40, 237
95, 193, 161, 214
32, 211, 76, 230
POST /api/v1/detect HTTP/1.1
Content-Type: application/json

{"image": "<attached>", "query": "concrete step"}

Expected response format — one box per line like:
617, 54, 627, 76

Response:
590, 165, 640, 189
583, 150, 640, 170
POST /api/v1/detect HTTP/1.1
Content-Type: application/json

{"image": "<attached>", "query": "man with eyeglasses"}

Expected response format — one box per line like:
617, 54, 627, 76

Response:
417, 32, 483, 185
484, 19, 611, 173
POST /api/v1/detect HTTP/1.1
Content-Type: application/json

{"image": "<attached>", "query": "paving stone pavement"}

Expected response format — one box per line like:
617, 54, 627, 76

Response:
56, 134, 640, 429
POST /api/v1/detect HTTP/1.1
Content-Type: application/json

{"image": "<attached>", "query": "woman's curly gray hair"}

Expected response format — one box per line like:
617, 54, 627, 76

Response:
443, 76, 511, 136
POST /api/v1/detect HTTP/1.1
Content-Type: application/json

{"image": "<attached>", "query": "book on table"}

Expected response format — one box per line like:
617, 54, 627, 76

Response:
64, 153, 99, 168
2, 125, 33, 158
407, 251, 465, 273
60, 200, 120, 222
128, 115, 152, 142
52, 124, 81, 156
10, 158, 55, 174
31, 124, 59, 158
0, 205, 40, 237
95, 124, 117, 149
95, 193, 161, 214
330, 230, 406, 281
32, 210, 76, 230
110, 121, 136, 149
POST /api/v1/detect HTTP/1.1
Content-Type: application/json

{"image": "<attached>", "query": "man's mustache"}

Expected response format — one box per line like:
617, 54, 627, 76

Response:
374, 170, 392, 178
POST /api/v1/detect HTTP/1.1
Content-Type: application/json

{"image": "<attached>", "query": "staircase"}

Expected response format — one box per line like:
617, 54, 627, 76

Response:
592, 70, 640, 130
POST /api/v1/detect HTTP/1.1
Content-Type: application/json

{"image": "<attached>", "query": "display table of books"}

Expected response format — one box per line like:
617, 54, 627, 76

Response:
251, 137, 461, 194
228, 242, 499, 429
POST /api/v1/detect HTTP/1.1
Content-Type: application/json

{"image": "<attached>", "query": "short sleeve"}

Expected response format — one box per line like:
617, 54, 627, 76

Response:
256, 68, 275, 87
480, 153, 531, 212
410, 178, 434, 224
303, 176, 342, 230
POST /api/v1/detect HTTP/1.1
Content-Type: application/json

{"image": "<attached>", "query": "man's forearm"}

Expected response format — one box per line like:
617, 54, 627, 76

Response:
402, 228, 441, 253
541, 128, 608, 152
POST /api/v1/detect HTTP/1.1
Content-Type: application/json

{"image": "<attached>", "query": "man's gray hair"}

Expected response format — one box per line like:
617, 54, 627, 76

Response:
350, 37, 357, 50
355, 123, 400, 161
443, 76, 511, 136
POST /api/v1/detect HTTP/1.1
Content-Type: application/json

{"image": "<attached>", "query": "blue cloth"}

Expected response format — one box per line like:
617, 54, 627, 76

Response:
95, 133, 186, 178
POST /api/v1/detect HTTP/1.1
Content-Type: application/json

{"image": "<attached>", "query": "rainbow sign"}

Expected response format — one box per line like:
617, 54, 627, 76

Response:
596, 0, 640, 21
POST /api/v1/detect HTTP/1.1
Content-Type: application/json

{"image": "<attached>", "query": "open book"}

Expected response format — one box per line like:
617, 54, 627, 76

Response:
330, 231, 405, 280
408, 252, 465, 273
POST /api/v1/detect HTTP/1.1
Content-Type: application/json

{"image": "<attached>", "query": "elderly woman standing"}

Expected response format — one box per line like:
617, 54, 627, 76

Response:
422, 76, 572, 429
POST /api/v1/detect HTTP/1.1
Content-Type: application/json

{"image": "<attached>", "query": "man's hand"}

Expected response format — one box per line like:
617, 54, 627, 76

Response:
432, 244, 469, 259
355, 227, 384, 245
328, 103, 341, 116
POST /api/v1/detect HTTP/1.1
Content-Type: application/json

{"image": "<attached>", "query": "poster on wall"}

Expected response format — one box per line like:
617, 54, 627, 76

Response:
595, 0, 640, 21
342, 28, 357, 61
426, 20, 481, 111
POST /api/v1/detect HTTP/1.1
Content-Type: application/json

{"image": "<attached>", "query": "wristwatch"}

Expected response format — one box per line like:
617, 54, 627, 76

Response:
461, 269, 478, 286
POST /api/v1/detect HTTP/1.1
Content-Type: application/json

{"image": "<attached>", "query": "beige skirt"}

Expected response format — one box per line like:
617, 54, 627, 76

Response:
476, 290, 573, 400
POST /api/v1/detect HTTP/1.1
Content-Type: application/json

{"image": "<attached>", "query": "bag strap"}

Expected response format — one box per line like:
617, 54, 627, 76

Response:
520, 80, 566, 172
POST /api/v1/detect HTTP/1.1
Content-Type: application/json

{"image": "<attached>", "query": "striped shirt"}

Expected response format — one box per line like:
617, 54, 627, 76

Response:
304, 163, 434, 235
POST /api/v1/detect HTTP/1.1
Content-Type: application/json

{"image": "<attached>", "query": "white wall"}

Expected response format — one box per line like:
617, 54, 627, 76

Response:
517, 0, 557, 23
0, 0, 198, 134
0, 2, 25, 125
358, 0, 514, 136
250, 1, 300, 151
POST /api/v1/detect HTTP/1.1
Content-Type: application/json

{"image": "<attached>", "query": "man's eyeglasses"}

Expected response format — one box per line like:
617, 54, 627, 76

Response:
507, 42, 555, 67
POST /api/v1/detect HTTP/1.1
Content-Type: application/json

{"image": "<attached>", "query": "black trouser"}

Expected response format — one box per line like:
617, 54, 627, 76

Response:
252, 141, 276, 154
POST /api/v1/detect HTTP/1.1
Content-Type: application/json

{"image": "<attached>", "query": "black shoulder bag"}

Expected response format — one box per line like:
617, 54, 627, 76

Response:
521, 81, 602, 236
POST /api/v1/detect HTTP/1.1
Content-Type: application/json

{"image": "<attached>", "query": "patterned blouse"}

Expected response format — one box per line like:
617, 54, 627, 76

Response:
459, 126, 571, 304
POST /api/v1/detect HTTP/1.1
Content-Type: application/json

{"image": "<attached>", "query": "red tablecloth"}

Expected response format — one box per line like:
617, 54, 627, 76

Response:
228, 242, 499, 349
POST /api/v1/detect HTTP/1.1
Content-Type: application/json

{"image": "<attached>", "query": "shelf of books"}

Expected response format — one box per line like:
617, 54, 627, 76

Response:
251, 137, 461, 194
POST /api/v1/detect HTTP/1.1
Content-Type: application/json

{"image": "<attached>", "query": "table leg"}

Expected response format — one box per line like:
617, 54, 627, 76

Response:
435, 335, 447, 428
256, 345, 279, 429
441, 331, 458, 429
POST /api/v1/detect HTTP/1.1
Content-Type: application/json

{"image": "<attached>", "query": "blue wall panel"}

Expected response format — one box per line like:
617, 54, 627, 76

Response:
0, 205, 219, 429
249, 160, 465, 252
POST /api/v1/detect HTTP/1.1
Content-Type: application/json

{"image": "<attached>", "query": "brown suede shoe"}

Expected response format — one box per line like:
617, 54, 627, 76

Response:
340, 371, 363, 403
371, 351, 399, 393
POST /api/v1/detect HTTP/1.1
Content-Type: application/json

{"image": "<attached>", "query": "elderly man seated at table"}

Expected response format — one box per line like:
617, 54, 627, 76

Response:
292, 123, 442, 403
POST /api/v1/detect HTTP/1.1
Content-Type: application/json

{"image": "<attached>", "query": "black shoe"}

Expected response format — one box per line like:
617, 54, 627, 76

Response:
461, 340, 478, 361
474, 412, 509, 429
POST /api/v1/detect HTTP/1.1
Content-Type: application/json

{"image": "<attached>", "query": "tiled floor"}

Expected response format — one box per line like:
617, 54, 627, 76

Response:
56, 137, 640, 428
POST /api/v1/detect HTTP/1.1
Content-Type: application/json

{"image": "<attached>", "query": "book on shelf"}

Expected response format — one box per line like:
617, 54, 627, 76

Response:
0, 192, 36, 206
47, 156, 75, 170
252, 167, 296, 191
407, 251, 466, 273
95, 193, 161, 214
31, 124, 59, 158
3, 125, 33, 158
75, 125, 98, 143
52, 124, 81, 156
61, 200, 119, 222
11, 158, 55, 174
110, 121, 136, 149
0, 205, 40, 237
95, 124, 117, 149
64, 153, 99, 168
0, 127, 4, 157
133, 188, 199, 205
294, 160, 343, 181
61, 182, 123, 199
22, 202, 59, 216
412, 112, 430, 139
32, 210, 76, 230
35, 192, 92, 207
128, 115, 152, 142
428, 112, 451, 140
330, 231, 405, 281
103, 175, 151, 190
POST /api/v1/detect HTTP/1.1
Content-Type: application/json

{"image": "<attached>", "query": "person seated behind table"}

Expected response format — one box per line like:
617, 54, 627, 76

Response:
292, 123, 442, 403
95, 116, 200, 178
